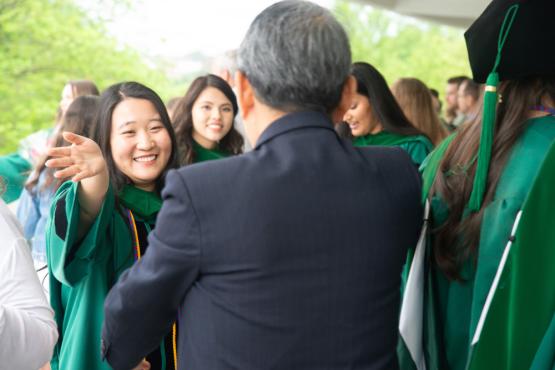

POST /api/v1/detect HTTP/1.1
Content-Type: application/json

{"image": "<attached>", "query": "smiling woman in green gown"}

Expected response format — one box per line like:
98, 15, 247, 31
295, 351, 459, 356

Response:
46, 82, 179, 370
172, 74, 243, 165
342, 62, 433, 167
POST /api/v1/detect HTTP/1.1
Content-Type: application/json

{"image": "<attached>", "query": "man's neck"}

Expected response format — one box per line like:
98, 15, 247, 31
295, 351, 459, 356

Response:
247, 104, 287, 146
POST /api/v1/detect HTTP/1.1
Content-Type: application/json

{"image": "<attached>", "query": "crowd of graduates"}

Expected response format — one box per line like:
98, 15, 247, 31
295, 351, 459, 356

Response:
1, 0, 554, 369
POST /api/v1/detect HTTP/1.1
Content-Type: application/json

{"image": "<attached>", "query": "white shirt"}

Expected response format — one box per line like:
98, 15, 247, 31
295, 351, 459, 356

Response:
0, 199, 58, 369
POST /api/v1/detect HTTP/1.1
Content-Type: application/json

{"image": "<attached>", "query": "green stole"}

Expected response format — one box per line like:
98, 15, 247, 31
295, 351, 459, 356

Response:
353, 131, 433, 166
353, 131, 423, 146
399, 115, 555, 370
118, 184, 162, 224
193, 140, 230, 163
119, 185, 177, 369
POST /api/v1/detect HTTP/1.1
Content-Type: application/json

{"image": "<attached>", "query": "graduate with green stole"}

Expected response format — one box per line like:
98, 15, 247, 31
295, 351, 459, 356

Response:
172, 74, 244, 166
342, 62, 434, 167
46, 82, 179, 370
399, 1, 555, 369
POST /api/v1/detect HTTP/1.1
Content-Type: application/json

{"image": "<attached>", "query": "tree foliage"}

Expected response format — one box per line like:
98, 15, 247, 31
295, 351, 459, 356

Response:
0, 0, 179, 154
333, 1, 471, 93
0, 0, 474, 154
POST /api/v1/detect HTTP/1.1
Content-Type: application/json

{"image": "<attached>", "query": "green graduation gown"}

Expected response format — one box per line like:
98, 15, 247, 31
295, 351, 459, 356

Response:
353, 131, 433, 167
47, 182, 177, 370
399, 115, 555, 370
0, 153, 32, 203
192, 140, 230, 163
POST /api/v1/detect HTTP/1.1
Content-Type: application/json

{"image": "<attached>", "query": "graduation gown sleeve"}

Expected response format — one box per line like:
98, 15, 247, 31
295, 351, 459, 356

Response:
48, 180, 115, 286
47, 181, 118, 370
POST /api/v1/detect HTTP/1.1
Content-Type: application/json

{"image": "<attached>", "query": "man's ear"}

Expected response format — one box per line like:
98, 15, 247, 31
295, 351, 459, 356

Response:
235, 71, 255, 121
331, 75, 356, 124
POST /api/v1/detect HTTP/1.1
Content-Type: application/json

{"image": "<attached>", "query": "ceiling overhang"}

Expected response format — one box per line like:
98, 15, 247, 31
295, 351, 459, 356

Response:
355, 0, 491, 28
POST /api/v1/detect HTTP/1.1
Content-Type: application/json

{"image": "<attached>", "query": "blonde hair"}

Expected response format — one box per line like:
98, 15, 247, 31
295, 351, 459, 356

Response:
391, 78, 448, 146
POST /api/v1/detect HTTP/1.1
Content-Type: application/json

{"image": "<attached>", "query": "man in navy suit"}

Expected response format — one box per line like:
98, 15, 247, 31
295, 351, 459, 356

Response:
102, 1, 423, 369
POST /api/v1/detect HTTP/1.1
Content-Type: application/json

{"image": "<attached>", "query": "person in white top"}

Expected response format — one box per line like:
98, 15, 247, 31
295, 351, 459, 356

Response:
0, 197, 58, 369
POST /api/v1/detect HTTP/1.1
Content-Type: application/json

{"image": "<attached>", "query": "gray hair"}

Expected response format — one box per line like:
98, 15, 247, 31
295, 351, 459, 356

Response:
237, 0, 351, 113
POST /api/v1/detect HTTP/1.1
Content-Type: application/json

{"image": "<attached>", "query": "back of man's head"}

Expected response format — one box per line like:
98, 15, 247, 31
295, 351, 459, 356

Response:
447, 75, 469, 87
237, 0, 351, 114
461, 79, 481, 102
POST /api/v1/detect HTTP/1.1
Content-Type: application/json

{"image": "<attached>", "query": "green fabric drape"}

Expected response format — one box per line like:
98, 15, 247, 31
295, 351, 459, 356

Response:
193, 140, 230, 163
119, 184, 162, 222
353, 131, 433, 166
0, 153, 32, 203
399, 115, 555, 370
47, 182, 171, 370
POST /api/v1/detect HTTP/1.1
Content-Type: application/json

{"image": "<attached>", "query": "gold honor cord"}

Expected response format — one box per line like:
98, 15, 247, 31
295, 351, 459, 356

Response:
128, 209, 178, 370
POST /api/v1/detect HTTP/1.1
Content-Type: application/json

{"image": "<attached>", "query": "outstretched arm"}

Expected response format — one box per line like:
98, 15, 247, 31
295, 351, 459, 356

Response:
46, 131, 109, 239
102, 170, 201, 370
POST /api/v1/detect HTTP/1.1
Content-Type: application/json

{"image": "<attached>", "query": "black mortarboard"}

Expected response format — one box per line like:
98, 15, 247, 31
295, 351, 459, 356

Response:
465, 0, 555, 84
463, 1, 525, 212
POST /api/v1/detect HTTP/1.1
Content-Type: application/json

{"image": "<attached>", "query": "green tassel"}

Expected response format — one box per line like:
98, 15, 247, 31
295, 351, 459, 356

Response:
468, 72, 498, 212
467, 4, 519, 212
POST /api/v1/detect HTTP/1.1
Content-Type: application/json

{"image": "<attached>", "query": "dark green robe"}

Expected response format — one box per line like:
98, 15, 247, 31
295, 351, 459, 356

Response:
193, 140, 230, 163
0, 153, 32, 203
353, 131, 433, 166
399, 115, 555, 370
47, 182, 176, 370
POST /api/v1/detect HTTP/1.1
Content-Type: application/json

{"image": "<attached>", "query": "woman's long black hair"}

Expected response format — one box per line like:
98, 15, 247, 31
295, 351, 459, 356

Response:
350, 62, 425, 137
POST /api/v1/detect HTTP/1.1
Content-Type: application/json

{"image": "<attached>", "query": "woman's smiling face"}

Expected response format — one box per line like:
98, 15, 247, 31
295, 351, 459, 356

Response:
191, 86, 234, 149
343, 93, 380, 137
110, 98, 172, 192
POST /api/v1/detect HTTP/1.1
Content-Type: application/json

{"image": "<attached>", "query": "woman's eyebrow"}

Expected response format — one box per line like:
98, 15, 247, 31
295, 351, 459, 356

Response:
118, 120, 136, 129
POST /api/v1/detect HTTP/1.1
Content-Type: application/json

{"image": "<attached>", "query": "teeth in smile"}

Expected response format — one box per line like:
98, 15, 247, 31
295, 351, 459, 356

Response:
135, 155, 156, 162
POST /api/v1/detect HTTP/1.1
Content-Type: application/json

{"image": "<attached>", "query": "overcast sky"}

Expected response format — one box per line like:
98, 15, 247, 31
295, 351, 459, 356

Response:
89, 0, 334, 60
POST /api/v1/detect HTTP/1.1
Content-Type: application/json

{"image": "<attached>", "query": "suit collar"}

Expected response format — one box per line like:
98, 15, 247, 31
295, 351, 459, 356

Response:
255, 111, 335, 149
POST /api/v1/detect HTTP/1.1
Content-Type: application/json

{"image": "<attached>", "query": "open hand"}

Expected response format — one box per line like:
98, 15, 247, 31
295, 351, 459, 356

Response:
45, 132, 107, 182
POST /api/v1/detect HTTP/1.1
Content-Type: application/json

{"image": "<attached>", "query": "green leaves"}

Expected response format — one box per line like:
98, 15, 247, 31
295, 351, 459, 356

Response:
0, 0, 176, 154
333, 1, 471, 95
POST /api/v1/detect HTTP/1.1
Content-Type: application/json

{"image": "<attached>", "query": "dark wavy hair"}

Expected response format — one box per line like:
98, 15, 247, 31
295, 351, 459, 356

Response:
349, 62, 425, 138
26, 95, 100, 193
172, 74, 243, 165
93, 81, 179, 195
